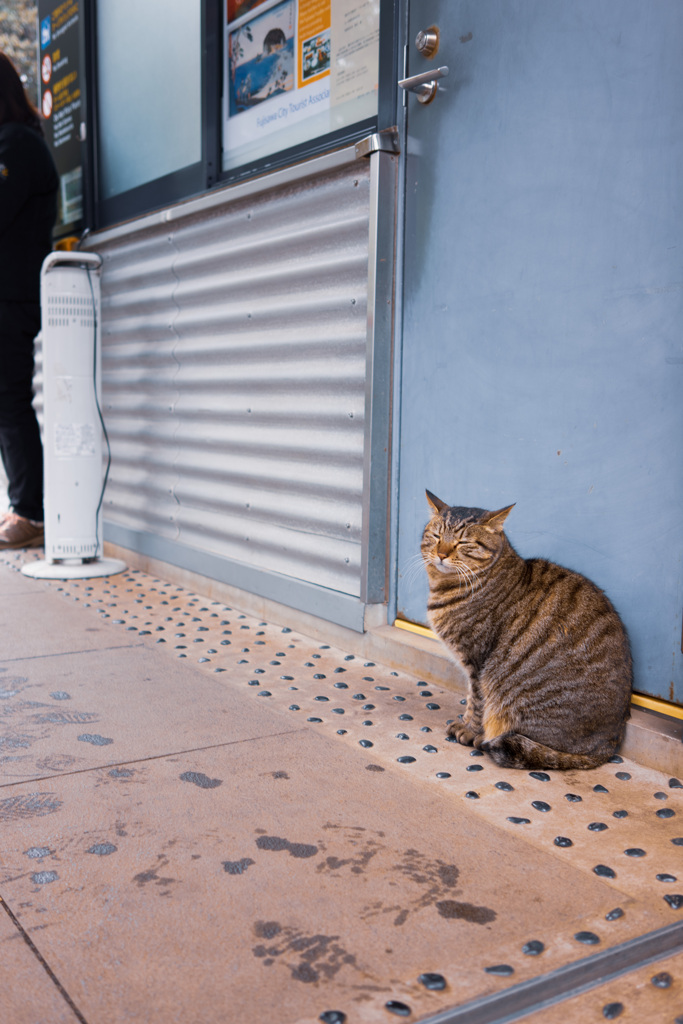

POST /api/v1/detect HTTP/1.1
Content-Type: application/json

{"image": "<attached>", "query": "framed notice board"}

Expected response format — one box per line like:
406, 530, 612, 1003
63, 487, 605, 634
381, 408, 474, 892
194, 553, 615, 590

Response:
222, 0, 380, 174
37, 0, 85, 235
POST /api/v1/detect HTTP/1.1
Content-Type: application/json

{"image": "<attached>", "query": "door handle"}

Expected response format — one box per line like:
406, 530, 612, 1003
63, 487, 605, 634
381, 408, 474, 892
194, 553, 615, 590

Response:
398, 66, 449, 104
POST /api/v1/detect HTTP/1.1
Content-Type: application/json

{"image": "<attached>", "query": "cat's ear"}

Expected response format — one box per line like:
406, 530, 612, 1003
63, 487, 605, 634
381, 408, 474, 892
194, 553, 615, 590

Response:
480, 504, 515, 531
426, 490, 449, 515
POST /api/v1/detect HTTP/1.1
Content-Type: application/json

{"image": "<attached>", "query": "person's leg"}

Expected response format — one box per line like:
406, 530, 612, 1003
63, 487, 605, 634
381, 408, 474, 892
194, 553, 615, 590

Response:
0, 302, 44, 524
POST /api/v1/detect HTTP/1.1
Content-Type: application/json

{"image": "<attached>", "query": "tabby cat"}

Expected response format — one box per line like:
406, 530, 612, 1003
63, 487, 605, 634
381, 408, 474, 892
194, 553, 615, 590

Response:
422, 492, 632, 770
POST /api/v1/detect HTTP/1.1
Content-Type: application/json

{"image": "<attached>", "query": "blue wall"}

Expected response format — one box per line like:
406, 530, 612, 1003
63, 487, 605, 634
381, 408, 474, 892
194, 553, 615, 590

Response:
396, 0, 683, 701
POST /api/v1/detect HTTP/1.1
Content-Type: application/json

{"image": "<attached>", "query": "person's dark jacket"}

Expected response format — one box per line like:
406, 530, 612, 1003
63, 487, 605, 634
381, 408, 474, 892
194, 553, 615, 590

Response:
0, 122, 58, 303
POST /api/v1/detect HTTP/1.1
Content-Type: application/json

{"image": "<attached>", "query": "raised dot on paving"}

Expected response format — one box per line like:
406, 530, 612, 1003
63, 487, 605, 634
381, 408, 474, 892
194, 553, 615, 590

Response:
418, 972, 446, 990
574, 931, 600, 945
385, 1000, 411, 1017
484, 964, 514, 976
594, 864, 616, 878
602, 1003, 623, 1020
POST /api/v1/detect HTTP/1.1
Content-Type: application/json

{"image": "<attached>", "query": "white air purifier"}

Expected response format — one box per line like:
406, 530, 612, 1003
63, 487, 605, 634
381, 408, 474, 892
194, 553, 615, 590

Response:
22, 252, 125, 580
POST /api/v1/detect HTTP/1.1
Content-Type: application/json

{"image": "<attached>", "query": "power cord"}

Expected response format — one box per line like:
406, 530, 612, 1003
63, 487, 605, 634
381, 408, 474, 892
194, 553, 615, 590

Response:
85, 265, 111, 560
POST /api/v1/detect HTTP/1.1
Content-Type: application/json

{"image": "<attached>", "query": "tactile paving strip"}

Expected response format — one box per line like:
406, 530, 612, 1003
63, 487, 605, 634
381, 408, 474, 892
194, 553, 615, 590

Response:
3, 552, 683, 1022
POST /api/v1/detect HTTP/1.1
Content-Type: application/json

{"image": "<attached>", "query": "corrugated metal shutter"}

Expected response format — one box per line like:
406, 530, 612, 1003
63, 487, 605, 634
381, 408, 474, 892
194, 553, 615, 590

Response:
93, 158, 372, 598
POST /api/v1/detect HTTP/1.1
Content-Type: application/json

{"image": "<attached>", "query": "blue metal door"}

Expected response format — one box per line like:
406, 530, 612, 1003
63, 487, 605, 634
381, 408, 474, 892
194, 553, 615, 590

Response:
395, 0, 683, 703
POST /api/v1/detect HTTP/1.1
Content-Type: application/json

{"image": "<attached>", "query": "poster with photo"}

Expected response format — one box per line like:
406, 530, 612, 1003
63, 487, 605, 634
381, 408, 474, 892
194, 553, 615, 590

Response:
228, 1, 295, 117
223, 0, 378, 172
297, 0, 330, 88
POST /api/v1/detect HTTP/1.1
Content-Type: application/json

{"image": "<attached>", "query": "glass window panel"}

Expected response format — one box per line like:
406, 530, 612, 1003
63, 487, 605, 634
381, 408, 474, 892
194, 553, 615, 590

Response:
97, 0, 202, 200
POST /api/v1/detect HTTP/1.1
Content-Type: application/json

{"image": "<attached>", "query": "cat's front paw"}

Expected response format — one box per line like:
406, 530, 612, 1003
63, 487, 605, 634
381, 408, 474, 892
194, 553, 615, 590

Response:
446, 721, 479, 746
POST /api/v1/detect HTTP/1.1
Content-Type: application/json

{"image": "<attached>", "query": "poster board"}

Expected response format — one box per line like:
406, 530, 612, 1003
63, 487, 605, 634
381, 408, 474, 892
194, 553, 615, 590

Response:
223, 0, 379, 172
37, 0, 84, 233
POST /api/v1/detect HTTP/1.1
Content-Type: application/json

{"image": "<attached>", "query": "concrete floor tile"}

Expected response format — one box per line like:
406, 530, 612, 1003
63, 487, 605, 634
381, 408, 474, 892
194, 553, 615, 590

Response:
0, 901, 81, 1024
0, 647, 298, 783
2, 560, 683, 1023
0, 730, 672, 1024
520, 950, 683, 1023
0, 571, 49, 598
0, 590, 135, 661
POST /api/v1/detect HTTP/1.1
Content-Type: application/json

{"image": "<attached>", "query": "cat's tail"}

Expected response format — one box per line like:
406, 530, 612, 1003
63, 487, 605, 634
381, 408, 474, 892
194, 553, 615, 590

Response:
480, 731, 614, 771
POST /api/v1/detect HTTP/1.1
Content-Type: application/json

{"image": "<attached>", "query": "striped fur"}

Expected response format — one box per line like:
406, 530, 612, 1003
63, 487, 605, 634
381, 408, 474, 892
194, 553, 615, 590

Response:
422, 493, 632, 770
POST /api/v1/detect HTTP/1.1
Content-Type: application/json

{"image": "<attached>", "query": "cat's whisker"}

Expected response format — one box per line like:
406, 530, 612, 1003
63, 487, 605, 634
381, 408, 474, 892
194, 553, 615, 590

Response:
452, 561, 477, 598
460, 565, 483, 601
400, 553, 428, 587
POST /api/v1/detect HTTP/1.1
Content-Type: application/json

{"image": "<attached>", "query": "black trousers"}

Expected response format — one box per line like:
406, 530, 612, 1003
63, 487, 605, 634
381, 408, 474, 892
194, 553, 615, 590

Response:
0, 302, 44, 522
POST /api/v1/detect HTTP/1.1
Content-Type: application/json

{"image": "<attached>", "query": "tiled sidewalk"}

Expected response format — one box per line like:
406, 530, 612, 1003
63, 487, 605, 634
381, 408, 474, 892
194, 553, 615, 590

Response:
0, 554, 682, 1024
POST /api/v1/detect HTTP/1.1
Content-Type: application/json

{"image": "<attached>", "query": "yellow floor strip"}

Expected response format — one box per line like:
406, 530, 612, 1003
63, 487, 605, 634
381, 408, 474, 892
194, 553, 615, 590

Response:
393, 618, 438, 640
393, 619, 683, 721
631, 692, 683, 720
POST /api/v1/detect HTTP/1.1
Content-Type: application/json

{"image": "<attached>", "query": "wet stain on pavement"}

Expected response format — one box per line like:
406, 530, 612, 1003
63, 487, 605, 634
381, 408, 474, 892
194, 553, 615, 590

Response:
31, 870, 58, 885
255, 835, 318, 858
179, 771, 223, 789
223, 858, 255, 875
357, 849, 497, 929
316, 839, 381, 877
35, 754, 83, 773
0, 792, 62, 821
24, 846, 54, 859
87, 842, 118, 856
31, 711, 99, 725
0, 735, 33, 751
252, 920, 358, 982
0, 677, 28, 698
77, 734, 113, 746
435, 900, 497, 923
133, 859, 177, 895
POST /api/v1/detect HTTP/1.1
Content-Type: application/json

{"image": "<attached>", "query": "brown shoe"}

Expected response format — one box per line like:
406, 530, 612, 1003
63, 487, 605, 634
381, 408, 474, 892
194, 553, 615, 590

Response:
0, 513, 44, 550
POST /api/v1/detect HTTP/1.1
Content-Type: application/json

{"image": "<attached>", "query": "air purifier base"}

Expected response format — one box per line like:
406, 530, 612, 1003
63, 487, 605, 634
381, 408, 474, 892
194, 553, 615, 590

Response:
21, 557, 127, 580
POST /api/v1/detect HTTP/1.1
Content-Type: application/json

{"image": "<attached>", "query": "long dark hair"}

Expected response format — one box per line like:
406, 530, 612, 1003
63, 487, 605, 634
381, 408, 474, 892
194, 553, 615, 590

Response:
0, 52, 42, 132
